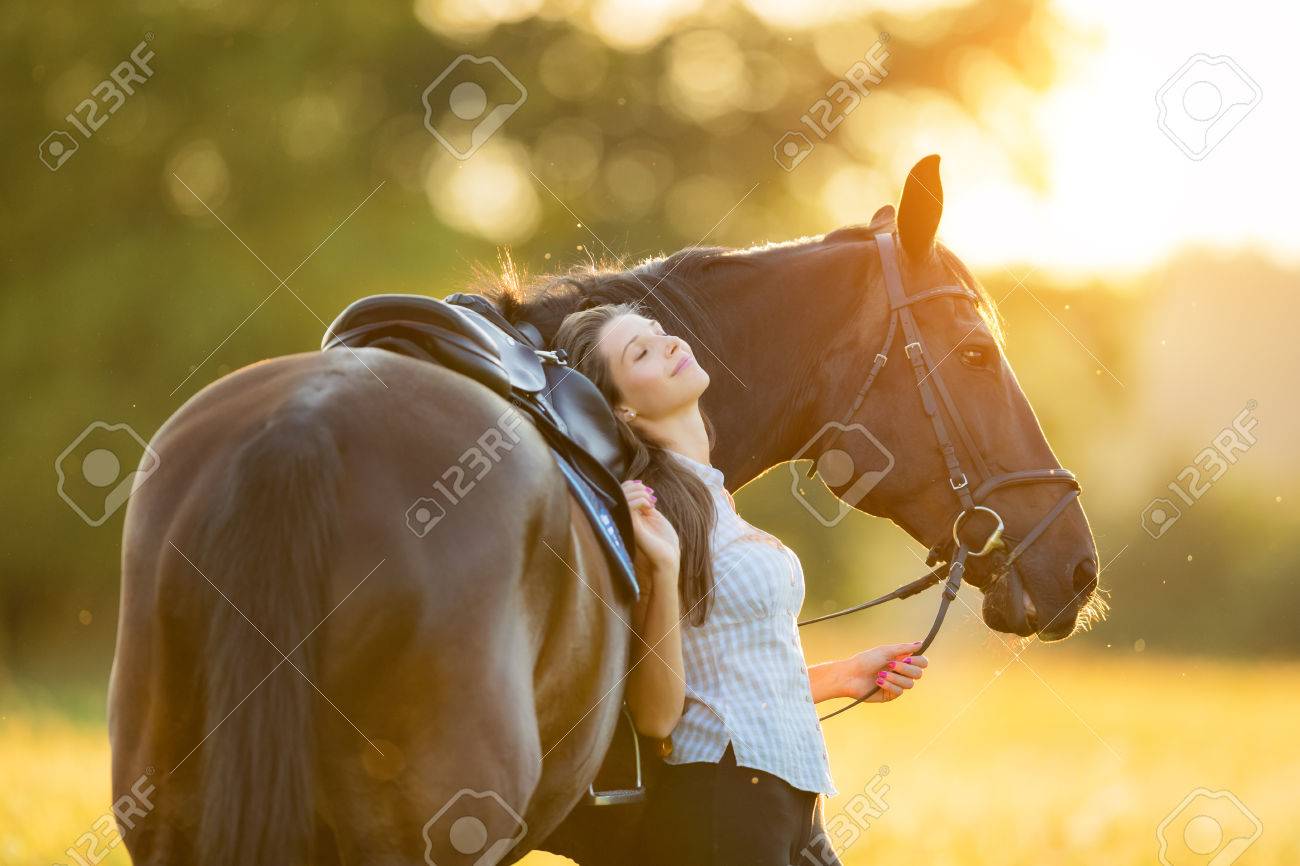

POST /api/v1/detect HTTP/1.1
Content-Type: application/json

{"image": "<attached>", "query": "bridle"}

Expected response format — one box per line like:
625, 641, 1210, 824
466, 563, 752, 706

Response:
802, 232, 1082, 720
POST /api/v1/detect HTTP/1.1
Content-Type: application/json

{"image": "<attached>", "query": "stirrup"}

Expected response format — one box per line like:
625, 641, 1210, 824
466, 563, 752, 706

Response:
584, 706, 645, 806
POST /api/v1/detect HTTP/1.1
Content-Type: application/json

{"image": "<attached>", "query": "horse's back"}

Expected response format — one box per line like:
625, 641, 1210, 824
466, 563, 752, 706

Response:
110, 348, 626, 864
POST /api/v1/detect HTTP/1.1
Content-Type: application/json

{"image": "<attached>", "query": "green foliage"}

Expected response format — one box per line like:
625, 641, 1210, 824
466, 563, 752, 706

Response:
3, 0, 1296, 678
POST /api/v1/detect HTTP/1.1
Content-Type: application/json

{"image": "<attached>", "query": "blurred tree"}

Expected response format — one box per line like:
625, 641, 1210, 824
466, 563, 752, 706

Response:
3, 0, 1294, 682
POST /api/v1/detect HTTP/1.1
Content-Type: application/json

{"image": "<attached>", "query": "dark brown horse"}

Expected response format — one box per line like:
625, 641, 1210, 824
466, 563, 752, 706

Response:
109, 156, 1099, 865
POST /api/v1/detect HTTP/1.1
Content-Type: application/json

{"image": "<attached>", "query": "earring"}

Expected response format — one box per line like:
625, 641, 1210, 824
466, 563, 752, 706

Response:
622, 408, 637, 420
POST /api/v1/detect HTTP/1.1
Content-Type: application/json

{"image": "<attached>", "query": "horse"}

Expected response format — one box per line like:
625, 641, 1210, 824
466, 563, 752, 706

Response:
108, 154, 1100, 865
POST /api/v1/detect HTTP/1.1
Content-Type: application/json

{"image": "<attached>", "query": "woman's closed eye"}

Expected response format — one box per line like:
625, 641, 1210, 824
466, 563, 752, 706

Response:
634, 325, 667, 362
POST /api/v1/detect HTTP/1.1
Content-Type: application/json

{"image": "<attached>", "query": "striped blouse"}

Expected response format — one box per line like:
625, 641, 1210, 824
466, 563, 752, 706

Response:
662, 449, 837, 797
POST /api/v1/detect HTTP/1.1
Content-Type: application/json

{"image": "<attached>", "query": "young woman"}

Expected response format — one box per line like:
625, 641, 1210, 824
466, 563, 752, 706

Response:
553, 301, 929, 866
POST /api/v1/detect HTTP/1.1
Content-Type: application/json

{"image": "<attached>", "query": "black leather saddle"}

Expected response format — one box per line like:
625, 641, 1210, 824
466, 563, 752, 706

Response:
321, 292, 638, 600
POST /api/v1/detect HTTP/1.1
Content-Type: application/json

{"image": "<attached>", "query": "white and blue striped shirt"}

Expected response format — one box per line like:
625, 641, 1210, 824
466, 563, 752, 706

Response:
663, 449, 837, 797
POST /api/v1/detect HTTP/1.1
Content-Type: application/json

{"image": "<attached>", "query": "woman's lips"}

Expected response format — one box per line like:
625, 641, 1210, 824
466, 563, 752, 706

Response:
673, 355, 693, 375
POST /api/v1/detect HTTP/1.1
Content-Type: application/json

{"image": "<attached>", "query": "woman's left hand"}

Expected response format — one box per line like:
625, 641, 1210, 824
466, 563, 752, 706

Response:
841, 641, 929, 703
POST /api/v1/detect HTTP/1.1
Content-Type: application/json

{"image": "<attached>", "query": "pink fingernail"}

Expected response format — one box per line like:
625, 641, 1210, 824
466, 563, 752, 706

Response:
903, 657, 913, 664
887, 661, 897, 670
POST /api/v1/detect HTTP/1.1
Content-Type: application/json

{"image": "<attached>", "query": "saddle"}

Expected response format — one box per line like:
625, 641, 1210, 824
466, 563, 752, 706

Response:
320, 292, 639, 600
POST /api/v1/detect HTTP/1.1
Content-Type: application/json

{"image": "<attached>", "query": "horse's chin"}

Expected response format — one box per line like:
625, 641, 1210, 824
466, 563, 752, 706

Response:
978, 567, 1038, 638
932, 541, 1039, 637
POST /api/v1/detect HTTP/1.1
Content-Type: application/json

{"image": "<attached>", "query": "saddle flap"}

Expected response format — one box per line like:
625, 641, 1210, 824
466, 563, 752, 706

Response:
451, 306, 547, 394
444, 292, 549, 393
544, 364, 628, 481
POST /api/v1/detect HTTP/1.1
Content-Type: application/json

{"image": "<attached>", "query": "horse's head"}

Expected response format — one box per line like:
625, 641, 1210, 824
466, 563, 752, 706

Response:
491, 154, 1100, 640
808, 155, 1100, 641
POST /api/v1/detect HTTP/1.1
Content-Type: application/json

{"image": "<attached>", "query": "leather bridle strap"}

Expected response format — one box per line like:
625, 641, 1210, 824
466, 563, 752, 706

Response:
972, 469, 1077, 501
999, 487, 1079, 570
798, 563, 947, 627
815, 543, 972, 720
955, 470, 1081, 570
877, 233, 983, 509
815, 316, 897, 451
798, 231, 1083, 721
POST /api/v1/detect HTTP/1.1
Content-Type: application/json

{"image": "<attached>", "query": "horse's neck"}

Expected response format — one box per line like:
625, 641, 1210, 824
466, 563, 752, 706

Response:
705, 276, 883, 491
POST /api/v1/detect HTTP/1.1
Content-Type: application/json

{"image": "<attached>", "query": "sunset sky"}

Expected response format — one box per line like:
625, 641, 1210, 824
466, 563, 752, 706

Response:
738, 0, 1294, 276
943, 0, 1293, 276
420, 0, 1295, 279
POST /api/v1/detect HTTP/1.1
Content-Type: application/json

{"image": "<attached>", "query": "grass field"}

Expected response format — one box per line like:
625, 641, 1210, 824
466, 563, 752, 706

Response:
5, 652, 1296, 865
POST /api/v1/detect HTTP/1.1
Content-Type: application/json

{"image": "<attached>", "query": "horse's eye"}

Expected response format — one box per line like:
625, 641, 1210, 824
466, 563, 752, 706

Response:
960, 346, 989, 368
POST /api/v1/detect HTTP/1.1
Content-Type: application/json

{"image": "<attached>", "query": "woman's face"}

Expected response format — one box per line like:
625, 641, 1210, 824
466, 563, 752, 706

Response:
598, 313, 710, 419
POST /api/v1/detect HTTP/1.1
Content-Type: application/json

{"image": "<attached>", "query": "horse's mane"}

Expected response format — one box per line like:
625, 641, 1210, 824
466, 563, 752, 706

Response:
474, 206, 1003, 348
473, 246, 740, 351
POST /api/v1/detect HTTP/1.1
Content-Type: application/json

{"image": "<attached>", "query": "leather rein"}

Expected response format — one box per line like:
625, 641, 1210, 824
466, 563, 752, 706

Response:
801, 232, 1081, 721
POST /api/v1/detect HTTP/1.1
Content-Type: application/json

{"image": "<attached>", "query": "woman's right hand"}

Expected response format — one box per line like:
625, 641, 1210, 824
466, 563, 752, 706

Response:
622, 479, 681, 581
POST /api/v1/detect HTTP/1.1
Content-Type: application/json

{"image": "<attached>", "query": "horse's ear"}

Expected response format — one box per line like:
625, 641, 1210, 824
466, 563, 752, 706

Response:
897, 154, 943, 260
871, 204, 895, 225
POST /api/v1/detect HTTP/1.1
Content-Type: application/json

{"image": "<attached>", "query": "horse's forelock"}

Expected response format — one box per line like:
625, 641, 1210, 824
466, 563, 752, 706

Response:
933, 241, 1006, 348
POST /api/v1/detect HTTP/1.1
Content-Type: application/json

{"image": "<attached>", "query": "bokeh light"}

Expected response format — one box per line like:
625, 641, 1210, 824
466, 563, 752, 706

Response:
165, 139, 232, 216
426, 138, 541, 242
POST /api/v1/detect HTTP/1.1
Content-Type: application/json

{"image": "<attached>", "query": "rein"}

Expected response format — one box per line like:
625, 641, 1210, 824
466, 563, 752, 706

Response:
800, 232, 1081, 721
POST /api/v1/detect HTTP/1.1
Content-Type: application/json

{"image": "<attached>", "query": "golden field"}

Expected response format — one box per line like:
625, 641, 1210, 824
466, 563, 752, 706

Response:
5, 652, 1296, 866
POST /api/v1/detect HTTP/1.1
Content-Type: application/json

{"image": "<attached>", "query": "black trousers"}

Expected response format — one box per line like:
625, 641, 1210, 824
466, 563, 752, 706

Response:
637, 743, 843, 866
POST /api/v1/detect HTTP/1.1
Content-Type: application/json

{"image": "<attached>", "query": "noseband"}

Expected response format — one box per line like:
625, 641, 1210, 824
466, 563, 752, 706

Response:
802, 232, 1081, 720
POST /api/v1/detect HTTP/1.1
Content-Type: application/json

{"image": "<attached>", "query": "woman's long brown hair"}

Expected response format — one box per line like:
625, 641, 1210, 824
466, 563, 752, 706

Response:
553, 302, 717, 626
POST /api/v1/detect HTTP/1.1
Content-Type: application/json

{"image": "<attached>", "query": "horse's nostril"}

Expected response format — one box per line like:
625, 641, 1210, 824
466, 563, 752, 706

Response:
1072, 557, 1098, 595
